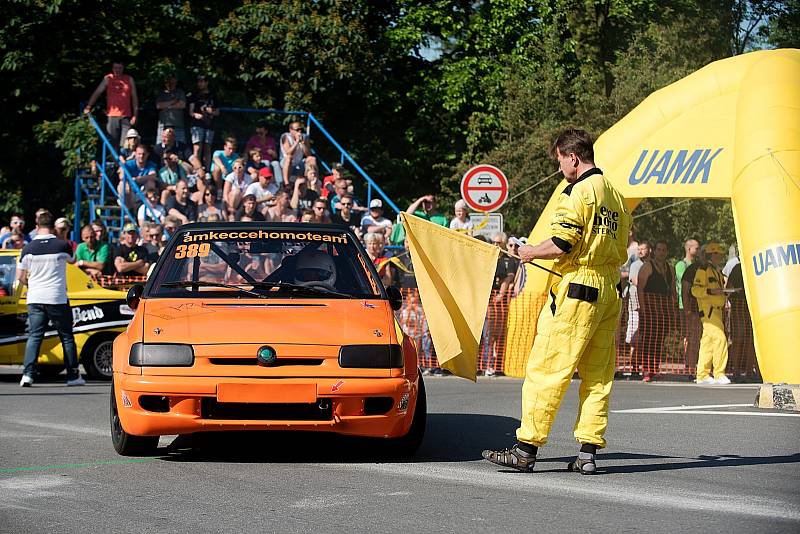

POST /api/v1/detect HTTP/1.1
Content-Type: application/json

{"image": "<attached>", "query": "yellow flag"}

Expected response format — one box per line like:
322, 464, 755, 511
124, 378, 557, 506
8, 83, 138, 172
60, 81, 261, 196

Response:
401, 213, 499, 381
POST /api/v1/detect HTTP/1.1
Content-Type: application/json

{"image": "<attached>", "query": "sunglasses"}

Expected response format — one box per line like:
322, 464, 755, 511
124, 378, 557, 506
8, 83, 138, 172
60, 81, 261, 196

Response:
340, 202, 353, 207
204, 191, 214, 196
313, 206, 325, 210
148, 233, 161, 238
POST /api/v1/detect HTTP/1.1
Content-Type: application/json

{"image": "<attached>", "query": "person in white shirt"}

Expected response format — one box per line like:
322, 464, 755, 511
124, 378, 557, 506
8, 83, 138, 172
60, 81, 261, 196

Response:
360, 199, 393, 238
17, 211, 85, 387
449, 199, 474, 235
245, 167, 279, 212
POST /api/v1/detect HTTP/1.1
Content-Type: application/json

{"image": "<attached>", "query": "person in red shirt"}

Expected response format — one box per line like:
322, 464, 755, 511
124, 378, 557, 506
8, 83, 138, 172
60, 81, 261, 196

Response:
84, 61, 139, 149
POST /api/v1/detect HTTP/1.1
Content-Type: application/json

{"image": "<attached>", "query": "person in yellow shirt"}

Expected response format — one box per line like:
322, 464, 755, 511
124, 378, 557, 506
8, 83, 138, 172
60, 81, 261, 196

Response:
482, 129, 632, 475
691, 243, 730, 385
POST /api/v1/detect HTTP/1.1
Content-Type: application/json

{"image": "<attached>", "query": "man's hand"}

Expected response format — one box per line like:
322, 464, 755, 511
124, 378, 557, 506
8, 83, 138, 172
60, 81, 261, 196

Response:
518, 244, 537, 263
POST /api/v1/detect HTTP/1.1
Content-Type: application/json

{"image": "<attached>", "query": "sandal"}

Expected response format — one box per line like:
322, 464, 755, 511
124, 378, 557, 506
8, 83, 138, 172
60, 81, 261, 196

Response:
482, 444, 536, 472
567, 452, 597, 475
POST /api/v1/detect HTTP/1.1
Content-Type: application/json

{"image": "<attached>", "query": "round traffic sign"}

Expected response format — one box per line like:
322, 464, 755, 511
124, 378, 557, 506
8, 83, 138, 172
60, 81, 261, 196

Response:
460, 164, 509, 212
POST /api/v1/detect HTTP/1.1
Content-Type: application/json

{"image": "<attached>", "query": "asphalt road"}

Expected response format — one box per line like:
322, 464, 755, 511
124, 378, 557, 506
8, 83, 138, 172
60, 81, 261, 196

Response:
1, 373, 798, 533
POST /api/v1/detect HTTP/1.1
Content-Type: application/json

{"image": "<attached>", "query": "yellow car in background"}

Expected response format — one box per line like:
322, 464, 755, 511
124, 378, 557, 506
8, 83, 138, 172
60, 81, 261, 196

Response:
0, 249, 132, 379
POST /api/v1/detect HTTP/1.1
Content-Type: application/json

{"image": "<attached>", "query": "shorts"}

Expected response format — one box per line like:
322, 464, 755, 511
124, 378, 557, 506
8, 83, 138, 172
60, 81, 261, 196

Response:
191, 127, 214, 145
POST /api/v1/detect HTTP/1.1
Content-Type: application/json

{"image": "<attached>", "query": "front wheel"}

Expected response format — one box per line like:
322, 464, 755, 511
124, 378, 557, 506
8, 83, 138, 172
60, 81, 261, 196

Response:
387, 374, 427, 457
110, 382, 159, 456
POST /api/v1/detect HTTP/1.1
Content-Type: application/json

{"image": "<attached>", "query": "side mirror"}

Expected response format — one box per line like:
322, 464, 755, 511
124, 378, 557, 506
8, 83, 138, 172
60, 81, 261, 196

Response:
386, 285, 403, 311
126, 284, 144, 310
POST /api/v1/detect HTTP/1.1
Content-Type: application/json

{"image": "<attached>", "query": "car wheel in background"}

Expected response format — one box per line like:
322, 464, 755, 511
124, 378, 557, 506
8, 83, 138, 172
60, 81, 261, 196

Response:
82, 334, 116, 380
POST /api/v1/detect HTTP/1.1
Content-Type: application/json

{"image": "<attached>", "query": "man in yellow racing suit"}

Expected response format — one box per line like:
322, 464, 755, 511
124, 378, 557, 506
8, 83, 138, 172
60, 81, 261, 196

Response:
691, 243, 730, 385
483, 129, 631, 474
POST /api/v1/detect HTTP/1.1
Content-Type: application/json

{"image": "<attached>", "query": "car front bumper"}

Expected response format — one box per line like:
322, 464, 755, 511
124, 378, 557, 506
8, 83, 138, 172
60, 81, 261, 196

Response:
114, 373, 417, 438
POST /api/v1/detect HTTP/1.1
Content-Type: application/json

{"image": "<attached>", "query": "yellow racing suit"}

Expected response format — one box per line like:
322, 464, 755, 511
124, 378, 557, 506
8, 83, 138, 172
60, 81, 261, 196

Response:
517, 168, 631, 448
691, 264, 729, 380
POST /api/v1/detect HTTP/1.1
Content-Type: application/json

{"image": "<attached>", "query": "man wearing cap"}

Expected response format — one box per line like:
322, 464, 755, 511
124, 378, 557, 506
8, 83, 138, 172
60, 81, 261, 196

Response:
691, 242, 731, 385
84, 60, 138, 149
155, 73, 187, 143
187, 74, 218, 168
245, 167, 279, 211
114, 224, 150, 278
361, 199, 393, 238
17, 211, 85, 387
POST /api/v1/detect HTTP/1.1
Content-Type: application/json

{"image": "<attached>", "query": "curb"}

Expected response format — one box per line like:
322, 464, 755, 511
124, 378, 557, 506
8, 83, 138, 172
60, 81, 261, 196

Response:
754, 383, 800, 411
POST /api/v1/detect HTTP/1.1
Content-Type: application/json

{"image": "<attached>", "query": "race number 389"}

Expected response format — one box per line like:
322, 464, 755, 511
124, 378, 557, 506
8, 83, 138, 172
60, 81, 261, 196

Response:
174, 243, 211, 259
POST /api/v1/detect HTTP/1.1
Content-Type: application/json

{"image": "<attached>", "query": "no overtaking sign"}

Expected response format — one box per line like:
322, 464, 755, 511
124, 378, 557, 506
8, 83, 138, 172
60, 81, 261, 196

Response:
460, 165, 509, 212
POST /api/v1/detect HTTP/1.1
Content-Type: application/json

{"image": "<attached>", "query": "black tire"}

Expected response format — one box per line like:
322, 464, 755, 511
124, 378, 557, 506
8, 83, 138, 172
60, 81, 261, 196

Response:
82, 334, 116, 380
110, 382, 159, 456
387, 374, 427, 457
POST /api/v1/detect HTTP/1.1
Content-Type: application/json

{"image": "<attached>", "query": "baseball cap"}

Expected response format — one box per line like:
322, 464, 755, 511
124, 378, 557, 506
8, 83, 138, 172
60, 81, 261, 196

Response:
369, 199, 383, 209
125, 129, 140, 139
705, 242, 725, 255
259, 167, 274, 178
122, 223, 138, 233
242, 193, 257, 202
54, 217, 71, 229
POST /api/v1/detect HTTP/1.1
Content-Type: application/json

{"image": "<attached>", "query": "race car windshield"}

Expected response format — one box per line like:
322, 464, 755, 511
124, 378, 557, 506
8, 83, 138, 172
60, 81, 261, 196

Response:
147, 227, 382, 299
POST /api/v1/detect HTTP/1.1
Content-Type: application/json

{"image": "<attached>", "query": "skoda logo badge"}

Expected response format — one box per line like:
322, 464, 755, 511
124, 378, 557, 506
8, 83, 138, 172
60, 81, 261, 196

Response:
256, 346, 277, 366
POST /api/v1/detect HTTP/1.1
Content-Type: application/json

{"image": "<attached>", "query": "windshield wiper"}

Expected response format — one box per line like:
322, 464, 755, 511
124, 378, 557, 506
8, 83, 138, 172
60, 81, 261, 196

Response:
249, 281, 353, 298
160, 280, 268, 299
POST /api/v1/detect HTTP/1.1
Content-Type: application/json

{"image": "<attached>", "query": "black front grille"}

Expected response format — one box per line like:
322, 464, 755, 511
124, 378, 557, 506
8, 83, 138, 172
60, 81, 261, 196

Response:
201, 398, 331, 421
209, 358, 325, 366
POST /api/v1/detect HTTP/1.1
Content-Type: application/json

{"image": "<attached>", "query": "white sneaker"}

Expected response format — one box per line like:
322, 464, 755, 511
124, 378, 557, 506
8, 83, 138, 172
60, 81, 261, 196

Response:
695, 377, 715, 385
19, 375, 33, 387
66, 376, 86, 387
485, 368, 496, 377
714, 375, 731, 385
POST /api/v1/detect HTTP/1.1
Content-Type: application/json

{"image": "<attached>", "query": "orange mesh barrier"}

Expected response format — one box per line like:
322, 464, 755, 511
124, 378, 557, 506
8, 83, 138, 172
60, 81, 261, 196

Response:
95, 274, 148, 291
395, 287, 760, 379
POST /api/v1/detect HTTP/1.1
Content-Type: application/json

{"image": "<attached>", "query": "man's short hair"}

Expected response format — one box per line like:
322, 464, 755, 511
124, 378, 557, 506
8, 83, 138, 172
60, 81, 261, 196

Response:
36, 211, 55, 229
551, 129, 594, 163
224, 137, 237, 147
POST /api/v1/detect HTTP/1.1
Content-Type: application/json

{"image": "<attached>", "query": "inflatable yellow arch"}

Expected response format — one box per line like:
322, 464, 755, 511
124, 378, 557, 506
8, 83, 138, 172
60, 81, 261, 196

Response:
504, 49, 800, 384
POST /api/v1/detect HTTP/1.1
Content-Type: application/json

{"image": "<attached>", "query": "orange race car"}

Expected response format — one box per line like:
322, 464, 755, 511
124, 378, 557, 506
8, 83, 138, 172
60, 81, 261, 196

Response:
111, 222, 425, 456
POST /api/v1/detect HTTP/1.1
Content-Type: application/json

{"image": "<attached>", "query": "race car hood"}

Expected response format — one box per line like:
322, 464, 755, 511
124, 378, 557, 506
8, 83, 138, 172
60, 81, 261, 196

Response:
140, 298, 397, 345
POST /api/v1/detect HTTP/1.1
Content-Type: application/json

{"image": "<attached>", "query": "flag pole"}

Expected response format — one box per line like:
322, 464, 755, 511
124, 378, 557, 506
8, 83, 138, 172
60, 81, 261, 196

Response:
500, 248, 563, 278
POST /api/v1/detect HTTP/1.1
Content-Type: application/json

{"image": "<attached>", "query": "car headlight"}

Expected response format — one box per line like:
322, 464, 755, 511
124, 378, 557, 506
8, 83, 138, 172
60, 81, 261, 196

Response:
338, 344, 403, 369
129, 343, 194, 367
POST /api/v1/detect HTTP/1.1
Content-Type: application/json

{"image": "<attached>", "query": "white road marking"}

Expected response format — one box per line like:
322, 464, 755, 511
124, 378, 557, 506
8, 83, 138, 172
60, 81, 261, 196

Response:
613, 403, 800, 417
0, 416, 106, 436
336, 462, 800, 521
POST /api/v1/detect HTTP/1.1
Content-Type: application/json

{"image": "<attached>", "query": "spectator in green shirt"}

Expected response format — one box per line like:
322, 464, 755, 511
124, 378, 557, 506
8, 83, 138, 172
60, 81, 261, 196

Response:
75, 224, 111, 278
391, 194, 448, 245
675, 238, 699, 309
